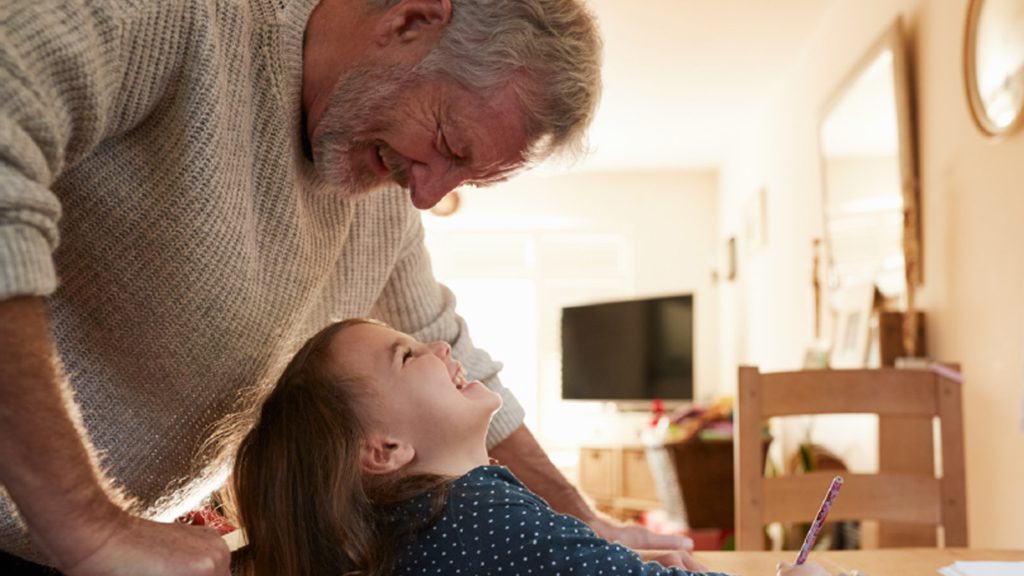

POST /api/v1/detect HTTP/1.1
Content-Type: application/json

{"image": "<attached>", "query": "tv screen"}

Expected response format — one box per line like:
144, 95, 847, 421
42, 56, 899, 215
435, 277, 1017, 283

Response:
561, 294, 694, 401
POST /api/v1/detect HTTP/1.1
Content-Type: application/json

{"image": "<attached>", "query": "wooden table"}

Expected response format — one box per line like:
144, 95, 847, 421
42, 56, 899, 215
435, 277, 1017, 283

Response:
694, 548, 1024, 576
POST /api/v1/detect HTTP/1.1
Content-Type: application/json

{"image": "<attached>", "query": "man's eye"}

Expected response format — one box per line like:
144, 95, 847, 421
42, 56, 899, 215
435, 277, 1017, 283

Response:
436, 124, 455, 159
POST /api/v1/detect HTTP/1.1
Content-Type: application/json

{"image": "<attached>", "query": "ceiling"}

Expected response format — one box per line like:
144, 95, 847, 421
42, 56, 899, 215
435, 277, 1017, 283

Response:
573, 0, 836, 172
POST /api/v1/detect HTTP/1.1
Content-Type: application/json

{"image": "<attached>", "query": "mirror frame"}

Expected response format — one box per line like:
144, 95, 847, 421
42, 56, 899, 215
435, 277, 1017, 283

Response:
964, 0, 1024, 138
818, 17, 921, 289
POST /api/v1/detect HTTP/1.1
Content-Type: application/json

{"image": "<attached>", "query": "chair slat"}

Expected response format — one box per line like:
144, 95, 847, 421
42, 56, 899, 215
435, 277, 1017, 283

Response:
936, 374, 968, 546
735, 367, 766, 550
878, 415, 938, 546
759, 369, 938, 417
762, 472, 941, 525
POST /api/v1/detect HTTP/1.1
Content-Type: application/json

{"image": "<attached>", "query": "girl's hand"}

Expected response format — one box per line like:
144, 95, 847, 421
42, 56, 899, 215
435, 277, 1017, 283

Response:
637, 549, 707, 571
776, 560, 831, 576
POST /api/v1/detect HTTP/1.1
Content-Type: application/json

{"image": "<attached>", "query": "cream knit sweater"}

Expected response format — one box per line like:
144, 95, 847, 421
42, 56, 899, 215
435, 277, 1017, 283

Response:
0, 0, 524, 563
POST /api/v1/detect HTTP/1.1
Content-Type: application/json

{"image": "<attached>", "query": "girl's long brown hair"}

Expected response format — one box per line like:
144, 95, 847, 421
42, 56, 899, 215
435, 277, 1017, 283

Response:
230, 319, 452, 576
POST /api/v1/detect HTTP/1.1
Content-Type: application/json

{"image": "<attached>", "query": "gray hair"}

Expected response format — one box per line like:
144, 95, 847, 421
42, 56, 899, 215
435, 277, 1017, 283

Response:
369, 0, 603, 161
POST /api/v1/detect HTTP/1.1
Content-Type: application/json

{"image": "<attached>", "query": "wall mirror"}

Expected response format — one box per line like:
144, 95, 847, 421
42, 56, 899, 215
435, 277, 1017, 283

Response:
819, 19, 918, 302
964, 0, 1024, 137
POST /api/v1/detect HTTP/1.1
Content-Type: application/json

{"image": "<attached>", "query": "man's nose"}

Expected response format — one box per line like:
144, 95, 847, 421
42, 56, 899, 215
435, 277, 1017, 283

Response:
409, 162, 465, 210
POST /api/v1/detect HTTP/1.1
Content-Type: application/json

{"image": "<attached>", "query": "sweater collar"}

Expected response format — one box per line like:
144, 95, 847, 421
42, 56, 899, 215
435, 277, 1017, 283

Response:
261, 0, 328, 187
275, 0, 321, 110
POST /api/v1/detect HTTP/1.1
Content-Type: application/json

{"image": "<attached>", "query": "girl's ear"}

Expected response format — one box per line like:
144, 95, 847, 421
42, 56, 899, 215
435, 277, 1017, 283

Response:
361, 435, 415, 475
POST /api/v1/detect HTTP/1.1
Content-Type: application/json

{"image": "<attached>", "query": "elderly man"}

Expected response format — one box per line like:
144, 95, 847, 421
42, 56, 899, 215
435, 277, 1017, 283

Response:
0, 0, 697, 574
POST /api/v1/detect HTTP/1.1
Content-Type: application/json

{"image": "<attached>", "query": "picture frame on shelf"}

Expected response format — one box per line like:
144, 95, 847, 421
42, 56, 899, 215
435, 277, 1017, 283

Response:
828, 282, 877, 369
743, 186, 768, 255
725, 236, 737, 281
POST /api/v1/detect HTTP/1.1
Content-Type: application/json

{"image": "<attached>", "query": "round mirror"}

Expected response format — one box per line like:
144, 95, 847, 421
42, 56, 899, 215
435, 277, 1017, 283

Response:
964, 0, 1024, 137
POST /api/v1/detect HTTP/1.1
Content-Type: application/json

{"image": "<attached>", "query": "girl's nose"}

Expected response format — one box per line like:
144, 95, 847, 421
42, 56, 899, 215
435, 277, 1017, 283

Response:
427, 340, 452, 359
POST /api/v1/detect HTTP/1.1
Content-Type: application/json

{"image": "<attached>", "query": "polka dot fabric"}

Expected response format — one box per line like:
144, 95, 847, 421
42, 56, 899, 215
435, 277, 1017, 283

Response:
390, 466, 733, 576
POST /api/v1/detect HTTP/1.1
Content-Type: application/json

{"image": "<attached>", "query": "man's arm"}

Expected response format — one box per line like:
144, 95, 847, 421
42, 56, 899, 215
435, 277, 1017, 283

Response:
0, 4, 236, 572
368, 197, 527, 449
0, 296, 229, 574
488, 425, 593, 520
490, 425, 705, 571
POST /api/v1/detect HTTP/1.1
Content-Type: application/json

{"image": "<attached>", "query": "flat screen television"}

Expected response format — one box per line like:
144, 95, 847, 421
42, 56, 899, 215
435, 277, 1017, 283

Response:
561, 294, 694, 402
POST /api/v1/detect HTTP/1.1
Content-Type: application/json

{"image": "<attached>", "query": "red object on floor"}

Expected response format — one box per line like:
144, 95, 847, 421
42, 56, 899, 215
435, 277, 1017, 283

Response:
685, 528, 733, 551
649, 398, 665, 426
176, 507, 236, 536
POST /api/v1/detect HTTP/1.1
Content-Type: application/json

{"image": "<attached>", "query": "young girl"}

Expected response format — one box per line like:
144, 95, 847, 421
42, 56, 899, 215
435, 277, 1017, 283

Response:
229, 318, 828, 576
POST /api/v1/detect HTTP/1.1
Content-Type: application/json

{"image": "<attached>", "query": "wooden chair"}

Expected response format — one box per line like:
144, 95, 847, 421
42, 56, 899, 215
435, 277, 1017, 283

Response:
734, 366, 967, 550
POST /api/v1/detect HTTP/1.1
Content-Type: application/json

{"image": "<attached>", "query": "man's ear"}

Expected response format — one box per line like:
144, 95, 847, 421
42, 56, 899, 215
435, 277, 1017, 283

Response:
361, 435, 416, 475
375, 0, 452, 47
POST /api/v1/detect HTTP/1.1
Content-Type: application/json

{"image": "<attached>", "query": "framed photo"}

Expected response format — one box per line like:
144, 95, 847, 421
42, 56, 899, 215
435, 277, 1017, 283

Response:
726, 236, 737, 281
829, 283, 876, 369
743, 186, 768, 254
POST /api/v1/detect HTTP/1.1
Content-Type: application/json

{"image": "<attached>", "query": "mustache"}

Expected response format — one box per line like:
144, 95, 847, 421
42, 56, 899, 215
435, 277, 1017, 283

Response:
310, 62, 422, 193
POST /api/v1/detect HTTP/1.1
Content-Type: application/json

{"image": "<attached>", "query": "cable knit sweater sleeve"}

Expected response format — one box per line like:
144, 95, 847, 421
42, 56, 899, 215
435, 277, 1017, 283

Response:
2, 2, 110, 297
371, 202, 527, 449
0, 1, 189, 299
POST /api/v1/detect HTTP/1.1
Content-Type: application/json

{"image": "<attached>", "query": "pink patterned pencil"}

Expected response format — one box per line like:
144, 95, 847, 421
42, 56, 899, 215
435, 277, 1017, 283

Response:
795, 475, 844, 565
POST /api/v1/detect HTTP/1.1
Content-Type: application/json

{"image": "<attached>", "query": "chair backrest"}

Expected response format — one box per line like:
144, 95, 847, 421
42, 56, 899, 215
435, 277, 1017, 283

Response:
734, 366, 967, 550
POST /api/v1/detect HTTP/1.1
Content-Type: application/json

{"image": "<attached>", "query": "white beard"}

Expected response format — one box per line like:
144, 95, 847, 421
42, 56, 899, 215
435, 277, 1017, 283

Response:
310, 64, 418, 197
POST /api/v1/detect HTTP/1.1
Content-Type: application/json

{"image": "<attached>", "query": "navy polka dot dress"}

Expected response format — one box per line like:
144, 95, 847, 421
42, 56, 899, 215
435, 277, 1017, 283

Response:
390, 465, 733, 576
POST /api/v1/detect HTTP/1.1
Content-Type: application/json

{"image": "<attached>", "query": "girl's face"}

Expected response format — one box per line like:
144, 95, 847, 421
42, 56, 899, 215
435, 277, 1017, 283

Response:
328, 323, 501, 469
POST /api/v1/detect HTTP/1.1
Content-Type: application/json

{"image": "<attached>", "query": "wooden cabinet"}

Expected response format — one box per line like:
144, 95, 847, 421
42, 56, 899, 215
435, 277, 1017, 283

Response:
578, 445, 661, 519
621, 447, 659, 502
579, 447, 615, 498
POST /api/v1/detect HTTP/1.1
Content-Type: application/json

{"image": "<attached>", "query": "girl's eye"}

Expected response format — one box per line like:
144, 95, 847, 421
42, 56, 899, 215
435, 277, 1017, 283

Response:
402, 349, 414, 364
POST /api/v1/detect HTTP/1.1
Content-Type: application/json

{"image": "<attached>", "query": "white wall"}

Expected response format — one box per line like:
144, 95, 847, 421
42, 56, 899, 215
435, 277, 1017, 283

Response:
717, 0, 1024, 549
423, 170, 719, 455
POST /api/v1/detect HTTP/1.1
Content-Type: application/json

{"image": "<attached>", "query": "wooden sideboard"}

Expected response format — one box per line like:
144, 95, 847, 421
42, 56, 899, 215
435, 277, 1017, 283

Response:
578, 445, 661, 519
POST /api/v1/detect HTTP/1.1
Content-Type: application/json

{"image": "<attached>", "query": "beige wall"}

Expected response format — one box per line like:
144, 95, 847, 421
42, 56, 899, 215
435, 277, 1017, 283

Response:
718, 0, 1024, 548
917, 0, 1024, 550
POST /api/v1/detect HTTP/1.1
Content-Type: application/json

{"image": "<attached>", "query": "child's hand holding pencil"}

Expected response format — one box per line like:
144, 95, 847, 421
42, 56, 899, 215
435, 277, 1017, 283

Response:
775, 475, 845, 576
776, 560, 832, 576
774, 561, 831, 573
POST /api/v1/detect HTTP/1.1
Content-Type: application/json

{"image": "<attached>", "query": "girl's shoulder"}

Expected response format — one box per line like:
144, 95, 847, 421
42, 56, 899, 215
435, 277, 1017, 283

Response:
451, 465, 548, 507
390, 465, 542, 525
448, 467, 557, 510
454, 465, 522, 487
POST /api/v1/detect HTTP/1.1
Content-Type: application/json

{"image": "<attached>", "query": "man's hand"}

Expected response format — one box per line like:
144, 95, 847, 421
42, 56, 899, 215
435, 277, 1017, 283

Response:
590, 517, 706, 572
0, 297, 229, 575
62, 515, 230, 576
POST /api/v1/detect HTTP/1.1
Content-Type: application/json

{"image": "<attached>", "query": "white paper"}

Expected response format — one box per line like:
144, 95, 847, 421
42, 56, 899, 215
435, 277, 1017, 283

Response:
938, 561, 1024, 576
